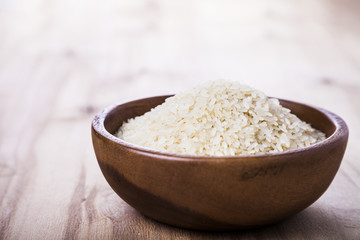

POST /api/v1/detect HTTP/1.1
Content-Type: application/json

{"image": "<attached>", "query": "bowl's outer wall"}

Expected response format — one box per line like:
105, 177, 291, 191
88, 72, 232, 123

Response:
91, 96, 348, 230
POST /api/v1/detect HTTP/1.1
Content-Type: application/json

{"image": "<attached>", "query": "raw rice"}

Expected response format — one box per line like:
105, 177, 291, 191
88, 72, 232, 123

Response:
116, 80, 326, 156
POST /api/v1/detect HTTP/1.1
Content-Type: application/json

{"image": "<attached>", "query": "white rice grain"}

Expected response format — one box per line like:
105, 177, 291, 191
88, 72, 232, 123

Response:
117, 80, 326, 156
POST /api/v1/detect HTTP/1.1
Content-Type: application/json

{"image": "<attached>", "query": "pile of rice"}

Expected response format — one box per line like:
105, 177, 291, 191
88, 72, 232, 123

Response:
117, 80, 325, 156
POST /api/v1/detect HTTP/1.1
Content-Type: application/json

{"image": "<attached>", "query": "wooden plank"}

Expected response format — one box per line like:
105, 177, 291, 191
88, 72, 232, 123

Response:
1, 0, 360, 239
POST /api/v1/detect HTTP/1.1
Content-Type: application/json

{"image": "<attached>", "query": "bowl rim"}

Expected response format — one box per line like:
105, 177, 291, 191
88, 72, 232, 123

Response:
92, 95, 349, 160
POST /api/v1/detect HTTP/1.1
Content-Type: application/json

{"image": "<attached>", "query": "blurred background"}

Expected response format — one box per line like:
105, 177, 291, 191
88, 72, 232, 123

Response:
1, 0, 360, 105
1, 0, 360, 238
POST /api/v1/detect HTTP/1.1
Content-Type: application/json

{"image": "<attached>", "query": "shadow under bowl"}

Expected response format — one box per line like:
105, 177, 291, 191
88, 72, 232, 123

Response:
91, 95, 348, 230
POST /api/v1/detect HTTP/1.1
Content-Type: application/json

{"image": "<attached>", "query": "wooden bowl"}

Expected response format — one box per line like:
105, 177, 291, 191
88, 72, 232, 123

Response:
91, 95, 348, 230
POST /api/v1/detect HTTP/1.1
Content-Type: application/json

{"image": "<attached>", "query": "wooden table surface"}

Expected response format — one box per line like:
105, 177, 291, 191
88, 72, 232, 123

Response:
1, 0, 360, 239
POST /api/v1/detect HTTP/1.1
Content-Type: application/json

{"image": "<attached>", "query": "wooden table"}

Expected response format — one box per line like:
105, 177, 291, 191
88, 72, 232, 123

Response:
1, 0, 360, 239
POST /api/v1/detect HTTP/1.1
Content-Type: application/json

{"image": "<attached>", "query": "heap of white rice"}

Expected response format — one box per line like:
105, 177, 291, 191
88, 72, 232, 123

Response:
117, 80, 325, 156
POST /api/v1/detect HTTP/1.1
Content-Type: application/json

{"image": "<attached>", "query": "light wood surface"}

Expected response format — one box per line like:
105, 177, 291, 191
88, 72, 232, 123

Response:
1, 0, 360, 239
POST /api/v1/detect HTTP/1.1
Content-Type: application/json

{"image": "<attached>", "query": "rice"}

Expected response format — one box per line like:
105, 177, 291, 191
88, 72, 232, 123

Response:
116, 80, 326, 156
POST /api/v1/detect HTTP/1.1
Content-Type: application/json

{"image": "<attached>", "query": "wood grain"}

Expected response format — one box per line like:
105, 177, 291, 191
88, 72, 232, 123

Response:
1, 0, 360, 239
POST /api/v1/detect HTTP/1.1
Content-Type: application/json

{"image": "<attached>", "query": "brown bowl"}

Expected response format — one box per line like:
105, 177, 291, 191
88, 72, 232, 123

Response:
91, 95, 348, 230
